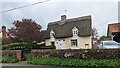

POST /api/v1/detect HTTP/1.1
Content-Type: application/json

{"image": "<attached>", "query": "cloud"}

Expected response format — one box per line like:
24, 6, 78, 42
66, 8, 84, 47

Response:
0, 1, 118, 36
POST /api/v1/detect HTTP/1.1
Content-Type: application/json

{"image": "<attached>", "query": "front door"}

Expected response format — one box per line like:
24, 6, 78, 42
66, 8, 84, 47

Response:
58, 40, 63, 49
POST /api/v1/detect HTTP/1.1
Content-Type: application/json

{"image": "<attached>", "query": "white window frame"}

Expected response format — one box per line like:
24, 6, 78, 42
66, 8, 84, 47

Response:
71, 39, 78, 46
50, 30, 55, 38
72, 27, 78, 35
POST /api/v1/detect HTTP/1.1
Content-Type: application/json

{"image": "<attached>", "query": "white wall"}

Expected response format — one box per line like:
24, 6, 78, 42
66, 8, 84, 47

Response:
45, 35, 92, 49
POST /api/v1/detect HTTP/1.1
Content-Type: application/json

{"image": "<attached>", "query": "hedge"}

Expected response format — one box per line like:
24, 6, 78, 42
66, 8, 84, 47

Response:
29, 57, 120, 67
32, 49, 120, 59
2, 42, 56, 50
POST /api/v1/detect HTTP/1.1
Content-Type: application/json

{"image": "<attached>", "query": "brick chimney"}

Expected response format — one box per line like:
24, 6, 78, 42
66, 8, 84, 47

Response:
61, 15, 66, 21
2, 26, 6, 38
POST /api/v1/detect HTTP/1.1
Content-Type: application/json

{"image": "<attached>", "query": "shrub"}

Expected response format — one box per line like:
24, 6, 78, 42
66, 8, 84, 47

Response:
0, 57, 2, 63
29, 57, 120, 67
2, 42, 56, 50
30, 57, 60, 65
1, 57, 18, 63
25, 53, 33, 61
32, 49, 120, 59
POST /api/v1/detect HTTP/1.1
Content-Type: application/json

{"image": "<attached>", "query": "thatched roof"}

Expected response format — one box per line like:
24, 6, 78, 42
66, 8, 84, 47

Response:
44, 15, 92, 39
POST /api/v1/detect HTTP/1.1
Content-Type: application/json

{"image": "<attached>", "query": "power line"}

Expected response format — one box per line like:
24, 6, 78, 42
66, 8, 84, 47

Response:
0, 0, 50, 13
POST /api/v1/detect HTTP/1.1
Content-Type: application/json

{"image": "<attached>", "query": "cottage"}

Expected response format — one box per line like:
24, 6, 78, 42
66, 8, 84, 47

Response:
43, 15, 92, 49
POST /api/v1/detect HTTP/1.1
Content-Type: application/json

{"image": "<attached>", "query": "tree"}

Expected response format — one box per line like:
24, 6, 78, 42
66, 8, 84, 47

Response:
8, 19, 42, 42
99, 35, 112, 41
92, 27, 98, 38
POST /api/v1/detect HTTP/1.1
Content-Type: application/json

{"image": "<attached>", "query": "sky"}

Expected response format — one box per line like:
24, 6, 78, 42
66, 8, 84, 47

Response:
0, 0, 119, 36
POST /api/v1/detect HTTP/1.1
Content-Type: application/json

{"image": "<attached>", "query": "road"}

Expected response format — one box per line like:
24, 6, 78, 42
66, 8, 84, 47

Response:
1, 63, 81, 68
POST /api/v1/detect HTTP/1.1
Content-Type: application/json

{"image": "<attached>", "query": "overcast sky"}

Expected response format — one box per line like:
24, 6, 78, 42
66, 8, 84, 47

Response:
0, 0, 119, 36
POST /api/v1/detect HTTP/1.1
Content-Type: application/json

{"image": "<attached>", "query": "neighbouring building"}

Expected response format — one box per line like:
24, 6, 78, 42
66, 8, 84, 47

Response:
1, 26, 16, 44
1, 26, 9, 44
42, 15, 92, 49
107, 23, 120, 42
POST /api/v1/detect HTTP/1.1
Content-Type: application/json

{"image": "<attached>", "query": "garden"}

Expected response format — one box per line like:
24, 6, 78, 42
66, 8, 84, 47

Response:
1, 42, 120, 67
28, 49, 120, 67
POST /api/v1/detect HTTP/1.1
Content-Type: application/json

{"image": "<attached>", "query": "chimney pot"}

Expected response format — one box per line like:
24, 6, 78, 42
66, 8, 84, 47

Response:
61, 15, 66, 21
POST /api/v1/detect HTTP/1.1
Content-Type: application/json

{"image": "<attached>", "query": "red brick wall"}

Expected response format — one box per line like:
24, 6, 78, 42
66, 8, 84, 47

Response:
1, 50, 22, 61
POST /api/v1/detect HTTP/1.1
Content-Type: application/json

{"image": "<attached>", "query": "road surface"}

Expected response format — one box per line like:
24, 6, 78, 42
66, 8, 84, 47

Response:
1, 63, 81, 68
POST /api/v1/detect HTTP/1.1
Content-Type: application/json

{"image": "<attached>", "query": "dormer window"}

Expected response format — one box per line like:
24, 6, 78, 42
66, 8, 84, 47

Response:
72, 27, 78, 35
50, 30, 55, 38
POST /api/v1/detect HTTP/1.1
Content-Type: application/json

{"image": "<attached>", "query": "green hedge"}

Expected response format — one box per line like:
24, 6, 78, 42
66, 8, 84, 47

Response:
0, 57, 2, 63
2, 42, 56, 50
0, 57, 18, 63
32, 49, 120, 59
29, 57, 120, 67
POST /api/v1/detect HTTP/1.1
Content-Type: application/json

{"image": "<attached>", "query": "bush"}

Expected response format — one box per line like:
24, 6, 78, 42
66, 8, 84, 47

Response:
30, 57, 60, 65
2, 42, 37, 50
25, 53, 33, 61
2, 42, 56, 50
29, 57, 120, 67
1, 57, 18, 63
32, 49, 120, 59
0, 57, 2, 63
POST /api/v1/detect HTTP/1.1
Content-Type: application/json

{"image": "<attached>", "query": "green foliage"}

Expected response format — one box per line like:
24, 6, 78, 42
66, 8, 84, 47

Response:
2, 42, 36, 50
25, 53, 33, 61
99, 35, 112, 41
1, 57, 18, 63
29, 57, 120, 67
30, 57, 60, 65
2, 42, 56, 50
0, 57, 2, 63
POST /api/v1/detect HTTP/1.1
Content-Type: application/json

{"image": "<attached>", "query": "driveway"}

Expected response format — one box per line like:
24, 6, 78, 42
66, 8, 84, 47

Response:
1, 63, 82, 68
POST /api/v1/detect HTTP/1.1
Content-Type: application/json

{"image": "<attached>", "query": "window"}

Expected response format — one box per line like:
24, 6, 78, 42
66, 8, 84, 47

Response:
71, 39, 78, 46
50, 30, 55, 38
72, 27, 78, 35
85, 44, 89, 49
73, 31, 78, 35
